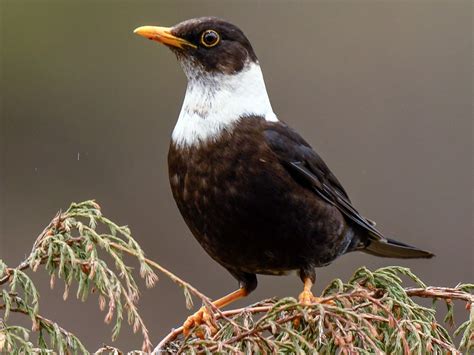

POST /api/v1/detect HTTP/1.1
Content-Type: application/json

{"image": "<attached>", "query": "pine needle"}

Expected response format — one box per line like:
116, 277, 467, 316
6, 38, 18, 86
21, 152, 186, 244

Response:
1, 200, 472, 354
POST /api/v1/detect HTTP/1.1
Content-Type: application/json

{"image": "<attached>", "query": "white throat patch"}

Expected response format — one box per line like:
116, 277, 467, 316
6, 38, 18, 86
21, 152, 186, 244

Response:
171, 62, 278, 147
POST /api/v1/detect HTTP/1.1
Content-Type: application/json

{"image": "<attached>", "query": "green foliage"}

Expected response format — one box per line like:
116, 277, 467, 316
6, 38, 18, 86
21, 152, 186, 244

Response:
0, 201, 472, 354
162, 267, 473, 354
0, 201, 158, 353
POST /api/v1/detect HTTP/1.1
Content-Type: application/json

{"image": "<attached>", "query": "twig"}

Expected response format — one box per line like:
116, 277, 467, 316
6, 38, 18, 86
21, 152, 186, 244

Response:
0, 214, 61, 286
109, 242, 212, 308
208, 313, 301, 352
154, 304, 273, 352
363, 293, 410, 354
0, 303, 81, 344
406, 287, 474, 304
94, 345, 124, 354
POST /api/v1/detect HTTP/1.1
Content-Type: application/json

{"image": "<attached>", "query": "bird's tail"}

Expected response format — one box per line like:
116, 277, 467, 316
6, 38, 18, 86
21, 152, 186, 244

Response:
363, 235, 434, 259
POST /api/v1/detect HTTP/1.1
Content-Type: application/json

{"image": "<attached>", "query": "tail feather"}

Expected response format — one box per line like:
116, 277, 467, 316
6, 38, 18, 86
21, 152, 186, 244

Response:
363, 236, 434, 259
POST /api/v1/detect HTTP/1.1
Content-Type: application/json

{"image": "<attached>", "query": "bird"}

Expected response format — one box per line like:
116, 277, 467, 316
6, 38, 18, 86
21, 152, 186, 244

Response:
133, 17, 434, 335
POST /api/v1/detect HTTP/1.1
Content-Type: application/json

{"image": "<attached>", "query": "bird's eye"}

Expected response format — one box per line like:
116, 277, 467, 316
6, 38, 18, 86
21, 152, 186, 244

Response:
200, 30, 220, 47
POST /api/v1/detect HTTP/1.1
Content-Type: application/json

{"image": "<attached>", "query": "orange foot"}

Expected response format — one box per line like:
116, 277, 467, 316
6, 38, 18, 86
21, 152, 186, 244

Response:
298, 289, 323, 305
182, 287, 249, 337
295, 288, 330, 327
182, 306, 216, 337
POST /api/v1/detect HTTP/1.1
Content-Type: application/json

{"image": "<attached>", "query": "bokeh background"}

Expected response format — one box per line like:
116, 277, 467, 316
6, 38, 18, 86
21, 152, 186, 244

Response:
1, 0, 472, 351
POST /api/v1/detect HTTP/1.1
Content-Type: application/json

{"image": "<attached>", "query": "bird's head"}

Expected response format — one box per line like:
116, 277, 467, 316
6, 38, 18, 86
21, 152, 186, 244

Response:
134, 17, 277, 147
134, 17, 258, 80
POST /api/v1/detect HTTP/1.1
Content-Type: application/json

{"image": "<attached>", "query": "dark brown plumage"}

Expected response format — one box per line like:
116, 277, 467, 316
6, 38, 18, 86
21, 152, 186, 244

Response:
169, 117, 352, 291
134, 17, 433, 334
170, 18, 257, 74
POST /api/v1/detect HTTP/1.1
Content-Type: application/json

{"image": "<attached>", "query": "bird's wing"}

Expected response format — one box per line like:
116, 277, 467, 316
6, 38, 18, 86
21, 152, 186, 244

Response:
263, 122, 385, 240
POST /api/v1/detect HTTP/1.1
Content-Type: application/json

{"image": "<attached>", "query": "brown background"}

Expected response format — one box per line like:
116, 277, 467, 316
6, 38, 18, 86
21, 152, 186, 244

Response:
1, 0, 472, 351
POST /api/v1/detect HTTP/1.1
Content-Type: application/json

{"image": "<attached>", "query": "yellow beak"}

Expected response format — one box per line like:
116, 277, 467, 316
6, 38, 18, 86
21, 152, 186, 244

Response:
133, 25, 196, 49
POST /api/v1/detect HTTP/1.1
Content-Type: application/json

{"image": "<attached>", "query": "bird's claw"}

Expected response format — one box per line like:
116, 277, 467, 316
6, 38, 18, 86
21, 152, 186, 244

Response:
298, 290, 335, 308
295, 291, 334, 327
298, 289, 320, 305
182, 306, 217, 337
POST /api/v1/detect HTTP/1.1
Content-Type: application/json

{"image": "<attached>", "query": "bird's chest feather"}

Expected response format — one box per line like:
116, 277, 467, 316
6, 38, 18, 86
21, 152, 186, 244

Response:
167, 119, 346, 272
168, 121, 304, 269
168, 123, 284, 239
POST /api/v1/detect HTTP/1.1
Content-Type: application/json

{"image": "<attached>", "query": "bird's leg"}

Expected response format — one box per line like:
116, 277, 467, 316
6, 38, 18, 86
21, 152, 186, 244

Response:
294, 273, 323, 327
183, 287, 248, 336
298, 268, 324, 305
298, 277, 319, 305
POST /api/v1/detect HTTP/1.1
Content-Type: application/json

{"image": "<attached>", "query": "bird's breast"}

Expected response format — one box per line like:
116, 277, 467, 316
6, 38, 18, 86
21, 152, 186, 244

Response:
168, 120, 281, 239
167, 117, 348, 272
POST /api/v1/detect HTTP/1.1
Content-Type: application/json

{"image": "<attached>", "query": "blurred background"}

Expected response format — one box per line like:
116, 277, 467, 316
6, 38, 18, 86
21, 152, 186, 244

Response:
1, 0, 472, 351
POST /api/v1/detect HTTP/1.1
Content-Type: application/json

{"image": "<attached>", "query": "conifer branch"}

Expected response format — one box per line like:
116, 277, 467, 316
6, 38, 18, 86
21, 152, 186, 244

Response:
1, 200, 472, 354
0, 200, 211, 353
156, 268, 474, 354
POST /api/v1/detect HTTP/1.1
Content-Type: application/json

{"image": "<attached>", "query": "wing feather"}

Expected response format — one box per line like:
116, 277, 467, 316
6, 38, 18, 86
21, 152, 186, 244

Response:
264, 123, 385, 241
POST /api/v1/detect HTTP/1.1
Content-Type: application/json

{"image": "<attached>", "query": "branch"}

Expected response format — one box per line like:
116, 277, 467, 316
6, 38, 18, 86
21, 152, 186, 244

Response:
0, 304, 78, 340
0, 200, 217, 354
0, 298, 87, 353
156, 285, 474, 352
108, 241, 212, 308
155, 270, 474, 354
2, 201, 472, 354
406, 286, 474, 304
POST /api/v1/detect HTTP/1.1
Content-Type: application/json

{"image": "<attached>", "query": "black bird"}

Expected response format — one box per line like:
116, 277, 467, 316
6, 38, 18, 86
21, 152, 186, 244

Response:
134, 17, 433, 334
